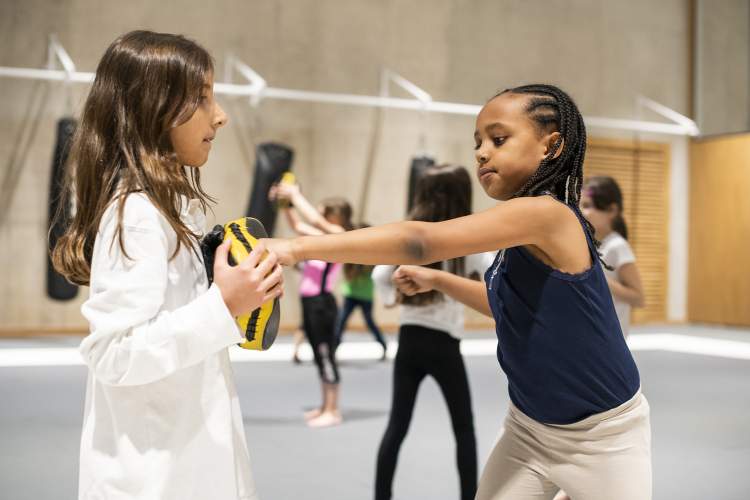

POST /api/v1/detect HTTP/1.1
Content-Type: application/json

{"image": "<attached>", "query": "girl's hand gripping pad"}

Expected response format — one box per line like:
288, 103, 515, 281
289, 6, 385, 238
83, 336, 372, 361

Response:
201, 217, 281, 351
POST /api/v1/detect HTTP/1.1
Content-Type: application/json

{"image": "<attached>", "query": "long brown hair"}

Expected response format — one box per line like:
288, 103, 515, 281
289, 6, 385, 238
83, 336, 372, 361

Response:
52, 31, 216, 286
400, 164, 472, 306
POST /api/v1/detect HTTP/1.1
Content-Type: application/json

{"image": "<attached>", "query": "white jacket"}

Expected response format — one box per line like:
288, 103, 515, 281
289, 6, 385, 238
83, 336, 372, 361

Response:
78, 193, 257, 500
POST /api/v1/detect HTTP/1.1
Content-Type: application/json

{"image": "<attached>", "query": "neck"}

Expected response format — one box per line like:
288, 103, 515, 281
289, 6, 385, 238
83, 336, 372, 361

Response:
596, 227, 613, 240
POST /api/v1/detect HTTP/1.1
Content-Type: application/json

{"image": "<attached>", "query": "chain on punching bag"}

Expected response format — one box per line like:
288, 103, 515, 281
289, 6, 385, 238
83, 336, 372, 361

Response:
47, 117, 78, 301
406, 155, 435, 214
245, 142, 294, 237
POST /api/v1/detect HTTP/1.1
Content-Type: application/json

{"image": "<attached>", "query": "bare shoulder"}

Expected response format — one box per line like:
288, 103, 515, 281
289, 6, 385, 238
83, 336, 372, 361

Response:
514, 195, 591, 274
494, 195, 578, 235
420, 195, 586, 264
520, 194, 572, 213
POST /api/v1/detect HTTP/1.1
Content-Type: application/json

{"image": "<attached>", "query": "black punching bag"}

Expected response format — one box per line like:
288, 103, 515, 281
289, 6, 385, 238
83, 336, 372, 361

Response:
245, 142, 294, 237
406, 155, 435, 214
46, 117, 78, 301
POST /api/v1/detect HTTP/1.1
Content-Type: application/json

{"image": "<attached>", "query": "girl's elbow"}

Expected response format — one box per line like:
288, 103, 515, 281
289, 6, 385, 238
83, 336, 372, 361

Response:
404, 237, 428, 265
86, 355, 133, 386
90, 356, 158, 387
630, 291, 646, 308
402, 223, 431, 265
291, 223, 308, 236
81, 333, 145, 386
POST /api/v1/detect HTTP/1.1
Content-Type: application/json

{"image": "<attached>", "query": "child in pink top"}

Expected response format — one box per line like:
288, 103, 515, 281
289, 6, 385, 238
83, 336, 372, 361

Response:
299, 259, 342, 297
273, 182, 352, 428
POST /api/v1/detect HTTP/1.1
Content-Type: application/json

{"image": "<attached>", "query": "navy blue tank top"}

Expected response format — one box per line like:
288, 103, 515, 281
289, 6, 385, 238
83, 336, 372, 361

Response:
484, 199, 640, 424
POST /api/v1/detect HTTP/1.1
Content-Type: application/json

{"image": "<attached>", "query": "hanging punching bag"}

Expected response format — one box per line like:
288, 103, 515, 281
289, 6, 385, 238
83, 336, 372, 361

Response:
406, 155, 435, 214
245, 142, 294, 237
46, 117, 78, 301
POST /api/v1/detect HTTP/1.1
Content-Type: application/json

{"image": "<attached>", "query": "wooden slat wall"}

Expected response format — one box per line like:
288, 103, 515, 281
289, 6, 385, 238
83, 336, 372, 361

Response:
585, 138, 671, 324
688, 134, 750, 326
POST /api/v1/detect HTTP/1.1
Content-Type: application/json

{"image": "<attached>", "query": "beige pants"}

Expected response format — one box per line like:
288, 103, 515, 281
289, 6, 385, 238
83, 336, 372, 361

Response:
477, 391, 652, 500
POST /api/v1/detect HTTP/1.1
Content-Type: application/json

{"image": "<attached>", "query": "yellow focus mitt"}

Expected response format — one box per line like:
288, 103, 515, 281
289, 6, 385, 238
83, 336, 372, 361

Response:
201, 217, 280, 351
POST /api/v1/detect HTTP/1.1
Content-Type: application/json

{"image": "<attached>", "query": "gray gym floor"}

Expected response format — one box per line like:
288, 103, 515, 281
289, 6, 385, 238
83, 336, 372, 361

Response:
1, 324, 749, 499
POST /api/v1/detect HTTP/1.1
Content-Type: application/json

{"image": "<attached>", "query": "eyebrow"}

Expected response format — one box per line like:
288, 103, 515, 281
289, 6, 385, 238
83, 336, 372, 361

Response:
474, 122, 508, 138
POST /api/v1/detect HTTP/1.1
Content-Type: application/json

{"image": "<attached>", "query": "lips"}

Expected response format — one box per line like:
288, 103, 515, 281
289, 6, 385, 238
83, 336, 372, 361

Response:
478, 167, 496, 181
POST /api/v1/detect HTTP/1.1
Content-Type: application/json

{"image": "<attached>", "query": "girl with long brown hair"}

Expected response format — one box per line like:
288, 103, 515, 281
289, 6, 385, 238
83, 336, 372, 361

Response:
52, 31, 282, 500
371, 164, 492, 500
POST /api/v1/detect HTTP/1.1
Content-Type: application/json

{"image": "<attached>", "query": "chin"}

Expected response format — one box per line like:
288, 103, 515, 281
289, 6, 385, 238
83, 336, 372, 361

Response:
481, 182, 510, 201
187, 155, 209, 168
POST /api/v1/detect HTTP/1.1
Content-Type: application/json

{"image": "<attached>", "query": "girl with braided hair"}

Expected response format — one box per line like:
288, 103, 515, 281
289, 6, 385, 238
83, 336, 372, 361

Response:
264, 84, 652, 499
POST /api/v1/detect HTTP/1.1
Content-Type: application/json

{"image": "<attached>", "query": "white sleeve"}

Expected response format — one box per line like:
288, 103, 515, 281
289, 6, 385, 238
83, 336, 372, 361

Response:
466, 252, 495, 277
79, 198, 242, 387
610, 239, 636, 270
371, 265, 397, 307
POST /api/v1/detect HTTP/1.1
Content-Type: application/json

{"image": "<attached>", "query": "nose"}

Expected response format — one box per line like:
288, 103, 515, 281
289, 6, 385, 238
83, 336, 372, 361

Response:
213, 102, 228, 128
475, 148, 489, 165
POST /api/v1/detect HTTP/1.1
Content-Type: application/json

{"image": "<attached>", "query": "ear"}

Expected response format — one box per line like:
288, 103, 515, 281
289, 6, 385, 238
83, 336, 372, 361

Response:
544, 132, 564, 160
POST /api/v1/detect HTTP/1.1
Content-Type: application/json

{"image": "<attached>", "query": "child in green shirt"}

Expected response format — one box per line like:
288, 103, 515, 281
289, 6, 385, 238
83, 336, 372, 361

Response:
335, 225, 388, 360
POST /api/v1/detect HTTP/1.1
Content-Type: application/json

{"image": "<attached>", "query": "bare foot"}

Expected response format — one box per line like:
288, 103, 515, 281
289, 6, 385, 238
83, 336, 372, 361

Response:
307, 411, 342, 428
304, 408, 323, 421
553, 491, 570, 500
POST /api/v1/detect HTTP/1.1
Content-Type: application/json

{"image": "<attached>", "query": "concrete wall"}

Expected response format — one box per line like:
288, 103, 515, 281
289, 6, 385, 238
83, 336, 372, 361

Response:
0, 0, 693, 332
696, 0, 750, 136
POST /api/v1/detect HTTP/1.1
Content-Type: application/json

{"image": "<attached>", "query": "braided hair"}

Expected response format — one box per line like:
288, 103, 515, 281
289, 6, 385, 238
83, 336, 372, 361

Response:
494, 84, 597, 243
